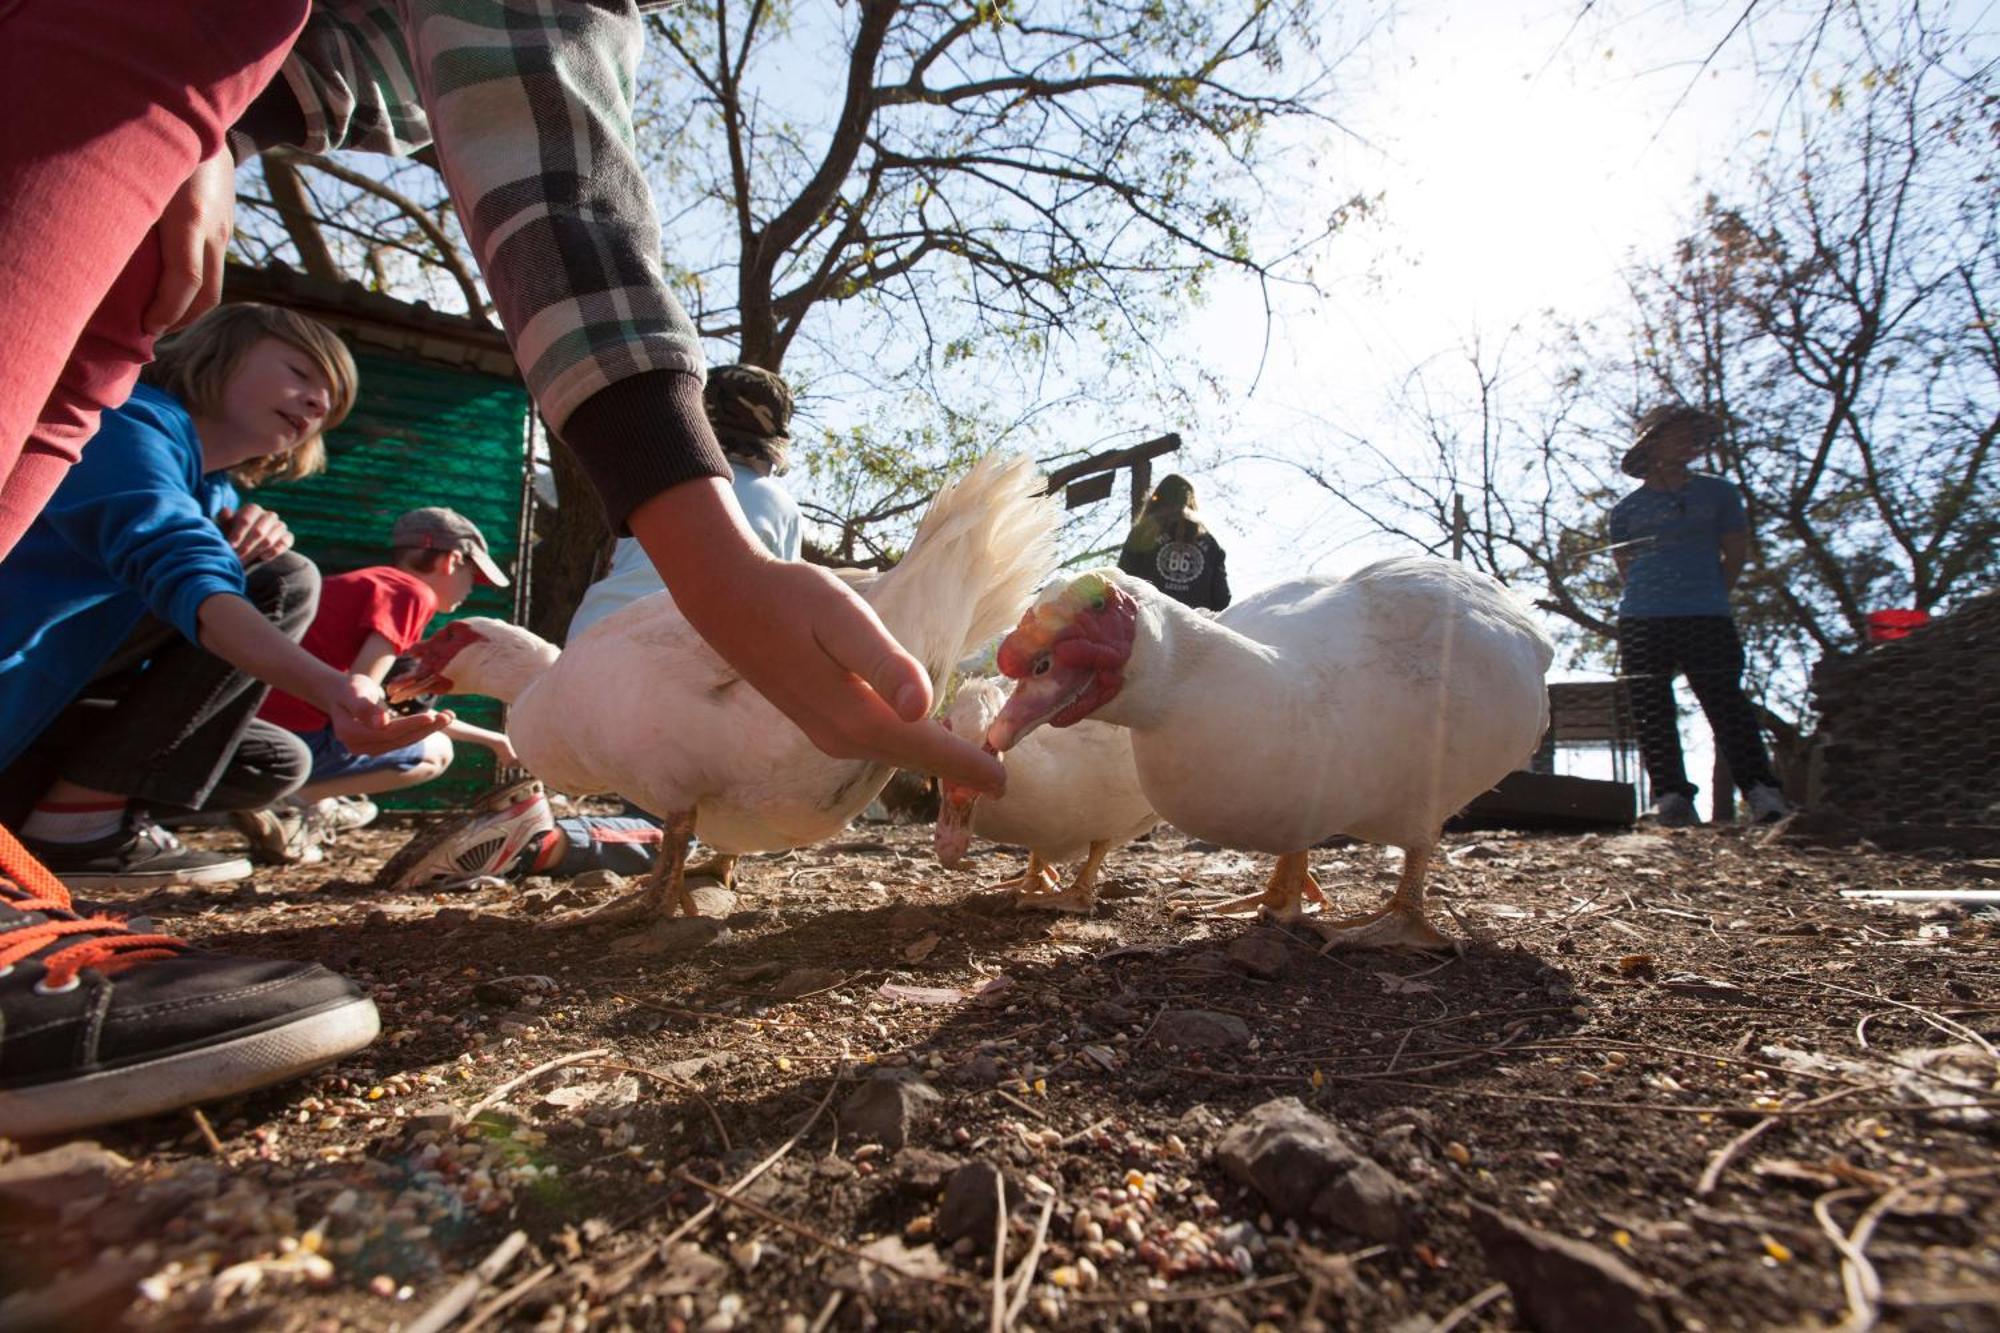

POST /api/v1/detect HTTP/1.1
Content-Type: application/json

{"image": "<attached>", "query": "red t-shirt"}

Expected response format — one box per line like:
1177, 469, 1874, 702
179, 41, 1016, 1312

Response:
260, 566, 439, 732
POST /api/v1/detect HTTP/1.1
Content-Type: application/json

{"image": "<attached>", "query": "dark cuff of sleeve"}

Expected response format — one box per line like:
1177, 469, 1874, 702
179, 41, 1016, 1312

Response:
231, 75, 308, 160
560, 370, 731, 536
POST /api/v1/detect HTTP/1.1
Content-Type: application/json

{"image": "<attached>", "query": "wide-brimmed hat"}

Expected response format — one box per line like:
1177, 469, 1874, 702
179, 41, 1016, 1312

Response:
390, 506, 509, 586
704, 364, 793, 463
1621, 404, 1721, 477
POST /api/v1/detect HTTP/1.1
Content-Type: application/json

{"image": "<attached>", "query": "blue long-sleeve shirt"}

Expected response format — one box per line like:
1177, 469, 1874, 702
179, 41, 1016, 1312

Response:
0, 385, 245, 771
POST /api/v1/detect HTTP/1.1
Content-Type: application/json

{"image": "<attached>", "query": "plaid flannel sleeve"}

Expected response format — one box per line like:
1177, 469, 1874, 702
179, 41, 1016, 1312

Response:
235, 1, 728, 527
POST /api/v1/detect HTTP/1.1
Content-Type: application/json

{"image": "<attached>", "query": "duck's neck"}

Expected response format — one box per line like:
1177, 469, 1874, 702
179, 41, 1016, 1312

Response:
457, 634, 560, 703
1091, 591, 1277, 734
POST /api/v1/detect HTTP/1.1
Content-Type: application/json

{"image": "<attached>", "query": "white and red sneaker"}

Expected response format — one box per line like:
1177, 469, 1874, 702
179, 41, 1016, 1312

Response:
375, 780, 555, 891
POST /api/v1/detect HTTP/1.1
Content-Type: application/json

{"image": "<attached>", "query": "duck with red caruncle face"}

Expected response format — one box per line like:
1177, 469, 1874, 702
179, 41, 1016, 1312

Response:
984, 557, 1556, 950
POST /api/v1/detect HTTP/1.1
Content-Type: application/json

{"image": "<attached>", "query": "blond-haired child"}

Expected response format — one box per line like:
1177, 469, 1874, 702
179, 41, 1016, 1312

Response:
0, 303, 445, 887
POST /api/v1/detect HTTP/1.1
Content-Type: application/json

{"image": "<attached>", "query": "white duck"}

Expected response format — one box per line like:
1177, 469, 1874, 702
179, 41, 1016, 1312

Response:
388, 454, 1058, 923
984, 557, 1554, 949
933, 676, 1158, 912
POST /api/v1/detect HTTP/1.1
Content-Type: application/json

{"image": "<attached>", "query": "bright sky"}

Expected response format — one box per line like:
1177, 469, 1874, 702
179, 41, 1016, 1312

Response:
1187, 0, 1785, 592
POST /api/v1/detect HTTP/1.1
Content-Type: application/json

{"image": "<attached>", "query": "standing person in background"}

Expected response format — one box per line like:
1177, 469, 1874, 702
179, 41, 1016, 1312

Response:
1610, 404, 1789, 828
1118, 474, 1232, 611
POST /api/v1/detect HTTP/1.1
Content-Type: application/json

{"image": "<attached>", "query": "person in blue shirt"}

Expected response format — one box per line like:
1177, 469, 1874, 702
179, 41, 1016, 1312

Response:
0, 304, 447, 887
1610, 404, 1789, 827
568, 363, 804, 639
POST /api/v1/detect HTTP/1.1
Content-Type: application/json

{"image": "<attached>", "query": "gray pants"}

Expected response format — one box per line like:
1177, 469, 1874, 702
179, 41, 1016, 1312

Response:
0, 552, 320, 823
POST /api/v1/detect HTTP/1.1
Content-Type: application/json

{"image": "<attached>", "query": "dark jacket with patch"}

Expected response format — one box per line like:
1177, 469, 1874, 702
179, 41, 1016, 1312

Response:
1118, 519, 1231, 611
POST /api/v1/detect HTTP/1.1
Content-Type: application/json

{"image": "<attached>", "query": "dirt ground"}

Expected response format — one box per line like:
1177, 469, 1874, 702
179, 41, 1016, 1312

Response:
1, 808, 1995, 1332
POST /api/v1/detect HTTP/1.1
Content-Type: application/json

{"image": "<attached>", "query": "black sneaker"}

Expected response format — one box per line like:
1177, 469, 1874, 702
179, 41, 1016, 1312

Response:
24, 820, 252, 890
0, 827, 380, 1138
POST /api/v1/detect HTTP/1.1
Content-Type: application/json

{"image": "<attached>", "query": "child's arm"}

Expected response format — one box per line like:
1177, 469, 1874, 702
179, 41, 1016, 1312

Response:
443, 720, 518, 768
197, 595, 449, 755
347, 631, 400, 685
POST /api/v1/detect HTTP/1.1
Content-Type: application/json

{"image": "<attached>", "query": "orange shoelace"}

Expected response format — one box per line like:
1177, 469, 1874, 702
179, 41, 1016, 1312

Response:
0, 824, 187, 987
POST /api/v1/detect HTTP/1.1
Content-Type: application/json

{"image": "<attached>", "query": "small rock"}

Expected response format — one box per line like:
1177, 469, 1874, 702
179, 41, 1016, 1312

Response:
87, 1180, 197, 1245
363, 909, 393, 929
1152, 1010, 1252, 1052
830, 1236, 950, 1296
0, 1143, 129, 1214
1468, 1203, 1671, 1333
936, 1162, 1019, 1246
950, 1054, 1004, 1086
885, 905, 936, 937
607, 918, 726, 958
0, 1256, 153, 1330
661, 1052, 734, 1081
519, 886, 580, 915
685, 883, 737, 916
1215, 1098, 1417, 1244
657, 1241, 729, 1290
838, 1070, 942, 1148
432, 907, 476, 929
1226, 930, 1291, 980
769, 967, 845, 999
405, 1104, 461, 1135
1084, 999, 1137, 1026
894, 1148, 964, 1198
571, 869, 626, 890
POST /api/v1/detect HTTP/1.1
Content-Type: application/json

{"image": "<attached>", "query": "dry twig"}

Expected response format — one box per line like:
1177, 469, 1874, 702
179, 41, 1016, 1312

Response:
405, 1230, 528, 1333
1004, 1188, 1059, 1327
1433, 1281, 1509, 1333
1697, 1085, 1881, 1196
465, 1048, 611, 1119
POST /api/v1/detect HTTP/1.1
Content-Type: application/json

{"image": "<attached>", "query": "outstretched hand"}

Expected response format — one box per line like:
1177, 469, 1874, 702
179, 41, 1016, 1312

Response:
326, 672, 452, 757
632, 479, 1006, 796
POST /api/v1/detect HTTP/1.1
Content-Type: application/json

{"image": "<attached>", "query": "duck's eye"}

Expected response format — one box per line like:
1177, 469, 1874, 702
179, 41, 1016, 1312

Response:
1032, 654, 1053, 677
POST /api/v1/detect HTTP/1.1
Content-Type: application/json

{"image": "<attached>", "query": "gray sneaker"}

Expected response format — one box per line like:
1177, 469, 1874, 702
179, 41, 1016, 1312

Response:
1646, 792, 1698, 828
1745, 784, 1791, 823
24, 821, 253, 890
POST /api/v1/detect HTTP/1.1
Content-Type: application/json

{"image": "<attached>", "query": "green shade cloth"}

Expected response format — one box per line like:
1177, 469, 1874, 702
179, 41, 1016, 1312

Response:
255, 350, 531, 809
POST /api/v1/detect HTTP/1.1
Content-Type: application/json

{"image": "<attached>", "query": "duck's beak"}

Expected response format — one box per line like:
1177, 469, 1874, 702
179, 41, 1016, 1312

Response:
986, 664, 1093, 752
383, 657, 445, 704
935, 782, 977, 868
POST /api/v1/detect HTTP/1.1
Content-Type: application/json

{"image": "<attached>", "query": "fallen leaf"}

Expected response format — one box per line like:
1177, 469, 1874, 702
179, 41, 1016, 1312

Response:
1375, 971, 1437, 996
903, 932, 941, 963
1617, 954, 1658, 979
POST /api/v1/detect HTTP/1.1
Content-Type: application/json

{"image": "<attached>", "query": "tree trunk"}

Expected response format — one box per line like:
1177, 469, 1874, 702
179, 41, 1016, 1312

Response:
262, 155, 342, 282
527, 435, 615, 645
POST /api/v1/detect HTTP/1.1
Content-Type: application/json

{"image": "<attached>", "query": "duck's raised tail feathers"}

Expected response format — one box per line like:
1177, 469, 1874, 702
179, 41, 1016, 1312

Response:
865, 454, 1062, 689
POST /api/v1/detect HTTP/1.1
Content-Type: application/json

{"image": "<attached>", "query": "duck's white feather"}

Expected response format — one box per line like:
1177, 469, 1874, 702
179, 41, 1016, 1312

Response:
1094, 556, 1554, 856
444, 454, 1059, 853
945, 677, 1157, 864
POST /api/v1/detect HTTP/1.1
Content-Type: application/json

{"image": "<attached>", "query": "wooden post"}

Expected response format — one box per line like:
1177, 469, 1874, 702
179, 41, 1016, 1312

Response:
1130, 457, 1152, 520
1711, 752, 1734, 823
